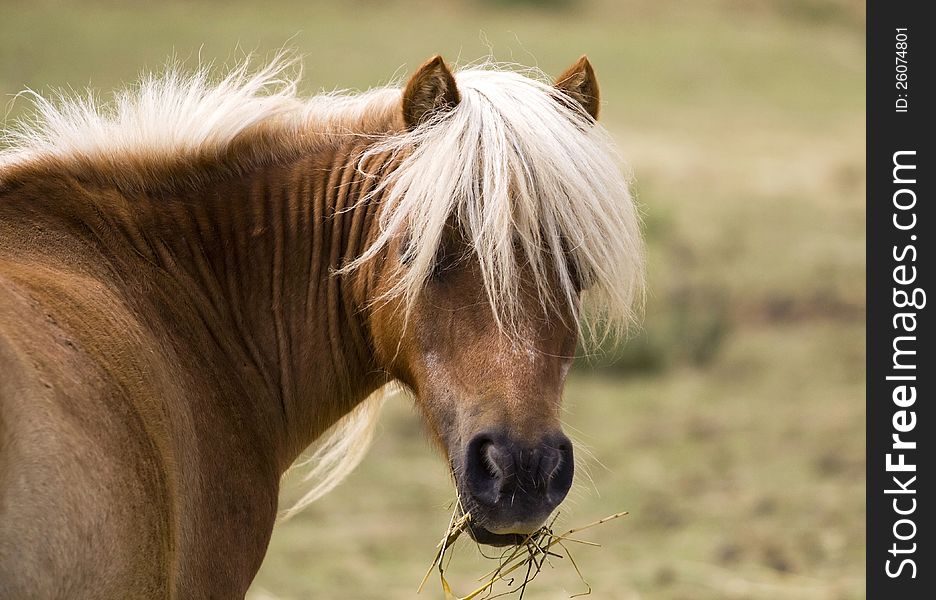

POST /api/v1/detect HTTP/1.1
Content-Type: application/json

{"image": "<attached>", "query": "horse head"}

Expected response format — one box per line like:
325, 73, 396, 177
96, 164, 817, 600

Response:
357, 55, 642, 545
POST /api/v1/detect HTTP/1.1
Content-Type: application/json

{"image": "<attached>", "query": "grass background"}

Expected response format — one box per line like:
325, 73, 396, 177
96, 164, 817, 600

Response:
1, 1, 865, 598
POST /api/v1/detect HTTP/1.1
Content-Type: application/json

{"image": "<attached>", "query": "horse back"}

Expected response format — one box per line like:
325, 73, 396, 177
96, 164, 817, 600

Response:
0, 193, 281, 598
0, 259, 176, 598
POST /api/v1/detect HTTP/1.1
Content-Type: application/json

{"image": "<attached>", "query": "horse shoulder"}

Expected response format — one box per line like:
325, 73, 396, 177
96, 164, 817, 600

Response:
0, 263, 177, 598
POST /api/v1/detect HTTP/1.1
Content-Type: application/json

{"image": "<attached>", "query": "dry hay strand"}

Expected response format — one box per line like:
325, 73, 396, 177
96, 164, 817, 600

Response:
418, 500, 628, 600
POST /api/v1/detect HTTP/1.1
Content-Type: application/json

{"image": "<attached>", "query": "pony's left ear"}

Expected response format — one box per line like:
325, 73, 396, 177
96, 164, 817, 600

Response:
555, 55, 600, 121
402, 55, 460, 129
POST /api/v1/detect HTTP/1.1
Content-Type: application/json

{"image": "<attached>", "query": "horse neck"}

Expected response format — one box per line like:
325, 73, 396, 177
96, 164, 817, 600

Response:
94, 141, 390, 470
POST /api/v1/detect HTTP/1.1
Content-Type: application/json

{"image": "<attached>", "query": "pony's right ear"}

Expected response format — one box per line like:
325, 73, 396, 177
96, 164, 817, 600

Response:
401, 55, 460, 129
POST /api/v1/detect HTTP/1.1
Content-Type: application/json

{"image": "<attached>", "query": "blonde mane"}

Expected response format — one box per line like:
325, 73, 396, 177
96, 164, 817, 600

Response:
347, 65, 644, 338
0, 58, 401, 191
0, 59, 644, 518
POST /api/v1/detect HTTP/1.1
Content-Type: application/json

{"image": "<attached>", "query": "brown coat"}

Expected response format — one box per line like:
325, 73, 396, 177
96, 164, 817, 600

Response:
0, 54, 613, 598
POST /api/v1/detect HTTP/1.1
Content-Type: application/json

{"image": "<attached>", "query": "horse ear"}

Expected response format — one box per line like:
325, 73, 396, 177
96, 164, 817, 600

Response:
402, 55, 460, 129
555, 55, 600, 120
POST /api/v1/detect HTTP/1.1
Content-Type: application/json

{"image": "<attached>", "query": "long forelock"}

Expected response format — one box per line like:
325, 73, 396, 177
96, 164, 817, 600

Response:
349, 64, 645, 343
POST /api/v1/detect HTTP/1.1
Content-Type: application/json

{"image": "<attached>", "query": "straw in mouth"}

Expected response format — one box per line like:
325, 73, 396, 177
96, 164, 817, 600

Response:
417, 497, 628, 600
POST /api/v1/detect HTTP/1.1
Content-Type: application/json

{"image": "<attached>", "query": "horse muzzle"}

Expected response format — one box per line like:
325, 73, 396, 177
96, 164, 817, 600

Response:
456, 430, 574, 546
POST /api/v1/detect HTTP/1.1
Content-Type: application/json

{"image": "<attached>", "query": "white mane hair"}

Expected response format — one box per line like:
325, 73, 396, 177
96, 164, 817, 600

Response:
347, 64, 644, 339
0, 58, 644, 518
0, 57, 400, 174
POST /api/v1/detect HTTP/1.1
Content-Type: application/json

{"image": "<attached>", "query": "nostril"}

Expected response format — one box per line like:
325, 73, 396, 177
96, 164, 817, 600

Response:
464, 433, 574, 511
465, 434, 509, 506
545, 437, 574, 505
539, 447, 562, 482
482, 442, 507, 480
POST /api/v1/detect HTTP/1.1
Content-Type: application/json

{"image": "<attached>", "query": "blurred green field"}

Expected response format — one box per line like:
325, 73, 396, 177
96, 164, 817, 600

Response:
1, 1, 865, 598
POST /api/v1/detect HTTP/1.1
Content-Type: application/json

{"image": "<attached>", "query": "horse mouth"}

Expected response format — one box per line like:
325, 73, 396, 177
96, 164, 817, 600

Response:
465, 521, 528, 547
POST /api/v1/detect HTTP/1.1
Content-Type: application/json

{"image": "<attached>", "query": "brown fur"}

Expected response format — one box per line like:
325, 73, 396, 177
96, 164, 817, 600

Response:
0, 57, 597, 597
555, 55, 600, 120
401, 55, 461, 128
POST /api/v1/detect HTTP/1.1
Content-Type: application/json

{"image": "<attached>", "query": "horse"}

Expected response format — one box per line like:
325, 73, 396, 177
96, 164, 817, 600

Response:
0, 54, 643, 598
